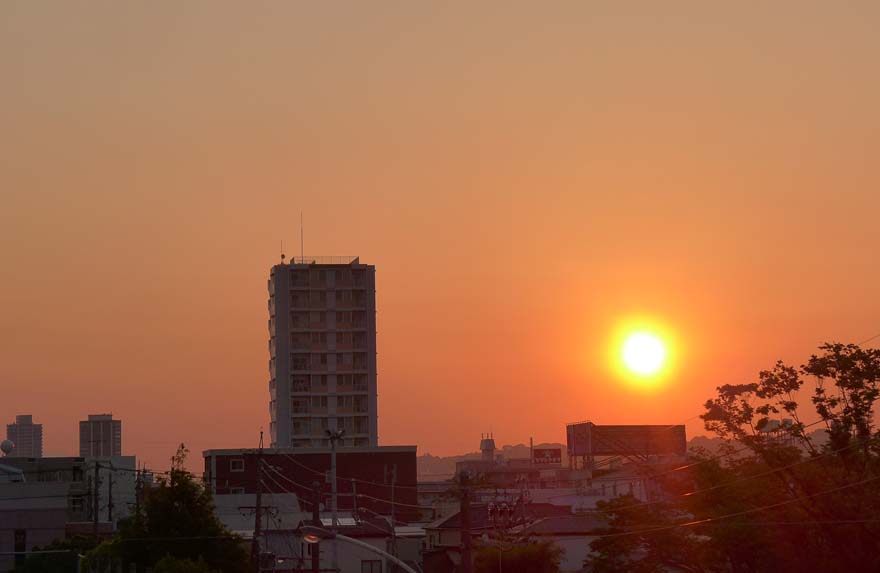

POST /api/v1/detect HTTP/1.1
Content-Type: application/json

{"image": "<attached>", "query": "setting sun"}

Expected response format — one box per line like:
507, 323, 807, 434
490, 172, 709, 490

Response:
607, 317, 678, 386
622, 332, 666, 376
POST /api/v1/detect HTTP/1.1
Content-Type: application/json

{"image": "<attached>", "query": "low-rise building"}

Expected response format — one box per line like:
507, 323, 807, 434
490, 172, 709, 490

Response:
0, 456, 136, 573
204, 446, 420, 522
518, 515, 607, 572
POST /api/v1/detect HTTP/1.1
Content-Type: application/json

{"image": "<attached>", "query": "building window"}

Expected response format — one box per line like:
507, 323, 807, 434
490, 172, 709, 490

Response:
293, 420, 311, 435
229, 487, 245, 495
292, 376, 310, 392
230, 459, 245, 472
292, 354, 309, 371
293, 398, 311, 414
361, 560, 382, 573
71, 496, 85, 512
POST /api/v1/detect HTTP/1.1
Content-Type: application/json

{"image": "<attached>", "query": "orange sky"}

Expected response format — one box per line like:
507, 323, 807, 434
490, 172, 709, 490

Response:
2, 2, 879, 470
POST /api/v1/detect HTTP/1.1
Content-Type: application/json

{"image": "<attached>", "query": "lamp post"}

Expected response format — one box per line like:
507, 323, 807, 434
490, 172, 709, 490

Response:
300, 525, 418, 573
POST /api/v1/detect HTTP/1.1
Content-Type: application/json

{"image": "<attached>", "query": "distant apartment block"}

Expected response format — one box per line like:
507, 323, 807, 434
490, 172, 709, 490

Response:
268, 256, 378, 449
79, 414, 122, 457
5, 415, 43, 458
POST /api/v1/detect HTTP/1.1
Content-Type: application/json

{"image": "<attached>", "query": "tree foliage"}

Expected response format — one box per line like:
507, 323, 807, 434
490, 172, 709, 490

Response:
586, 343, 880, 572
12, 536, 97, 573
153, 555, 216, 573
86, 443, 249, 573
474, 540, 563, 573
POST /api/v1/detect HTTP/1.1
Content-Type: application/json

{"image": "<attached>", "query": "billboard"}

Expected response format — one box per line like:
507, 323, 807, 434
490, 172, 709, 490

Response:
566, 423, 590, 457
566, 422, 686, 457
532, 447, 562, 465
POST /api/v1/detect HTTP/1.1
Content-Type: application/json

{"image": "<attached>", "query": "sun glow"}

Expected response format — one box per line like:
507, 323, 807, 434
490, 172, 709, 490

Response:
609, 318, 676, 386
622, 332, 666, 375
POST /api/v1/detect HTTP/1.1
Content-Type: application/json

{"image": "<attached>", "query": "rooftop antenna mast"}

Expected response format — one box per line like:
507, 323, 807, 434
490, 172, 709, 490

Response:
300, 212, 304, 263
280, 240, 285, 264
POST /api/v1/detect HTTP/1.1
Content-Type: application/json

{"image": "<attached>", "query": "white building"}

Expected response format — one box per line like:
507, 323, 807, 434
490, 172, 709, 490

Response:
268, 257, 379, 449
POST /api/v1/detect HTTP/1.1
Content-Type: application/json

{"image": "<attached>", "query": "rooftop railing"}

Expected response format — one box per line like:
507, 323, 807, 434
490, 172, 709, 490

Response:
287, 256, 359, 265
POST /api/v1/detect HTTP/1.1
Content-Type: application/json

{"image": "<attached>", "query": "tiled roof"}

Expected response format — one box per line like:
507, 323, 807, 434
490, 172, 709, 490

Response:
520, 515, 608, 535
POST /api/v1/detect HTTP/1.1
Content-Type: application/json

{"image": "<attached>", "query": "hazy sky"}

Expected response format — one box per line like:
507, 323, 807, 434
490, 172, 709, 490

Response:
2, 2, 879, 469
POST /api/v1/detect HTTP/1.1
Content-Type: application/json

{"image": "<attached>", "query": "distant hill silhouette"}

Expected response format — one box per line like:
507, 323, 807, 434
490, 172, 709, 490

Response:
417, 430, 831, 479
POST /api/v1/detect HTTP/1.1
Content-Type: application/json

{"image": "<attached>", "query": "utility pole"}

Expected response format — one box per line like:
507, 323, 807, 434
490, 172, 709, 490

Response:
326, 428, 344, 573
92, 460, 101, 539
251, 432, 264, 573
107, 463, 114, 524
460, 471, 473, 573
388, 465, 399, 573
134, 465, 143, 517
352, 481, 358, 518
311, 481, 321, 573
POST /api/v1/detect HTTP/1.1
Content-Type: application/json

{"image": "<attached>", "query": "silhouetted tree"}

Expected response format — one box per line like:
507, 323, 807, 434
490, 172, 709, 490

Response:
153, 555, 215, 573
12, 536, 97, 573
474, 540, 563, 573
586, 343, 880, 573
86, 443, 248, 573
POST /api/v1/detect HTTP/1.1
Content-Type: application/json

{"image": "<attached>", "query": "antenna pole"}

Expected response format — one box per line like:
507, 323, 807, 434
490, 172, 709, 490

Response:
300, 212, 304, 263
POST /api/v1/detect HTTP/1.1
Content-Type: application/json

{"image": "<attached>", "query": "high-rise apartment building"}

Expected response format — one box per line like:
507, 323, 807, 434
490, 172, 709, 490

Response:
268, 256, 378, 448
5, 415, 43, 457
79, 414, 122, 457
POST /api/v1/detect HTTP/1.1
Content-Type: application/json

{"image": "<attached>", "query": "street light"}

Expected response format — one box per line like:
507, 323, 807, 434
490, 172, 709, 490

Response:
300, 525, 418, 573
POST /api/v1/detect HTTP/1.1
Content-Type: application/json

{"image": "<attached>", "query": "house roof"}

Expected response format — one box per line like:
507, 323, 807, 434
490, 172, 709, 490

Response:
295, 517, 395, 538
520, 515, 608, 536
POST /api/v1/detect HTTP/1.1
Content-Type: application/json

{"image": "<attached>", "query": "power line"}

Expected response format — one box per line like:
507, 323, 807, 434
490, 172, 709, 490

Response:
591, 473, 880, 540
576, 431, 873, 516
263, 463, 435, 511
857, 332, 880, 345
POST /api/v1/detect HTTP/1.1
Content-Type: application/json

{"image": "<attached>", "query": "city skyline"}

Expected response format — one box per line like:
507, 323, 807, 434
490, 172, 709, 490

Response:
3, 2, 880, 472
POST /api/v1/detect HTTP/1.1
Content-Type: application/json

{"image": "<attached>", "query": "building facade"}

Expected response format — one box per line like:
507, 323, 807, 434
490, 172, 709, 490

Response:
0, 456, 136, 573
5, 415, 43, 458
268, 256, 378, 448
203, 446, 419, 522
79, 414, 122, 457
